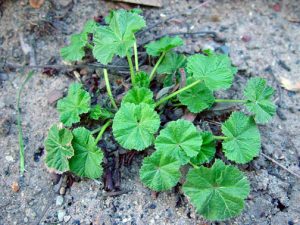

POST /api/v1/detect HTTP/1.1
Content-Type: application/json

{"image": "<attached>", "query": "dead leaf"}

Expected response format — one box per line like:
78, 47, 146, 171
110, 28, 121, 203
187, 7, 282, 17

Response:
11, 181, 20, 192
181, 110, 197, 122
280, 77, 300, 92
29, 0, 45, 9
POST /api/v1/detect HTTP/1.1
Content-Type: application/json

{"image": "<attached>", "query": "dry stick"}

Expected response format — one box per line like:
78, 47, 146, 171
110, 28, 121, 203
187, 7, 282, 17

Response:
261, 152, 300, 179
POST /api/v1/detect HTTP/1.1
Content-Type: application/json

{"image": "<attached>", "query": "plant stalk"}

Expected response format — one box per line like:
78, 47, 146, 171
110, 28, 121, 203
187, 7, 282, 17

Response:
95, 120, 112, 143
189, 161, 199, 169
133, 42, 139, 72
103, 69, 118, 110
155, 79, 202, 107
213, 135, 228, 140
215, 99, 247, 103
126, 53, 135, 85
149, 52, 166, 80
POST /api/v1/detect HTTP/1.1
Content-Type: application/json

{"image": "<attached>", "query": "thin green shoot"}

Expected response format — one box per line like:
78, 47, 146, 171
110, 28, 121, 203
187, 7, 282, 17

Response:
149, 52, 166, 80
95, 120, 112, 143
126, 53, 135, 85
134, 42, 139, 71
213, 135, 228, 140
189, 161, 199, 169
103, 69, 118, 110
215, 99, 247, 103
17, 70, 34, 176
155, 79, 202, 107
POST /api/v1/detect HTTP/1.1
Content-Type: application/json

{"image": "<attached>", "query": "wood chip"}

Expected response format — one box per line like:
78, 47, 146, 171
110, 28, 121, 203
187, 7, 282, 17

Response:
280, 77, 300, 92
11, 181, 20, 192
29, 0, 45, 9
113, 0, 162, 7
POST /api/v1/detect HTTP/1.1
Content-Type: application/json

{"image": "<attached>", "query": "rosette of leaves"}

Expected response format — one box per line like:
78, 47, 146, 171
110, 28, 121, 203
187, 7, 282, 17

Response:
178, 77, 215, 113
145, 36, 184, 57
44, 124, 74, 172
183, 160, 250, 221
155, 119, 202, 165
139, 150, 181, 191
61, 20, 98, 61
69, 127, 104, 179
135, 71, 150, 88
57, 83, 91, 127
221, 112, 261, 163
93, 9, 146, 65
112, 103, 160, 150
243, 77, 276, 124
187, 53, 237, 90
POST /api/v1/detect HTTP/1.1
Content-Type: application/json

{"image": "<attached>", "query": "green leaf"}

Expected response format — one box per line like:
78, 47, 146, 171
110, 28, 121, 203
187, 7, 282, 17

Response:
44, 125, 74, 172
89, 105, 114, 120
135, 71, 150, 88
155, 119, 202, 165
69, 127, 104, 179
140, 150, 181, 191
93, 9, 146, 65
57, 83, 91, 127
178, 77, 215, 113
243, 77, 276, 124
183, 160, 250, 221
122, 87, 155, 107
190, 132, 216, 165
61, 34, 87, 61
112, 103, 160, 150
222, 112, 261, 164
145, 36, 184, 57
186, 54, 237, 90
82, 19, 98, 34
157, 52, 186, 75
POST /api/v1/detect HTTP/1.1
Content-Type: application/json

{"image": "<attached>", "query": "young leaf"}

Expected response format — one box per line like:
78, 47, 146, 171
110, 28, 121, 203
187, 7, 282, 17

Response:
44, 125, 74, 172
145, 36, 184, 57
61, 34, 87, 61
93, 9, 146, 65
183, 160, 250, 221
140, 150, 181, 191
135, 71, 150, 88
243, 77, 276, 124
82, 19, 98, 34
178, 77, 215, 113
222, 112, 261, 164
190, 132, 216, 165
122, 87, 155, 107
112, 103, 160, 150
69, 127, 104, 179
155, 119, 202, 165
89, 105, 114, 120
187, 54, 237, 90
157, 52, 186, 75
57, 83, 91, 127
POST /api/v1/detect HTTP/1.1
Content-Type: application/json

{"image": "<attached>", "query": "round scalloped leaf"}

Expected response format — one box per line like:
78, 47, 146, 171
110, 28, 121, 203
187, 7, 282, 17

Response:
44, 125, 74, 172
183, 160, 250, 221
57, 83, 91, 127
155, 119, 202, 165
61, 34, 87, 62
243, 77, 276, 124
140, 150, 181, 191
178, 77, 215, 113
145, 36, 184, 57
112, 103, 160, 150
190, 132, 216, 165
69, 127, 104, 179
157, 52, 186, 75
186, 54, 237, 90
122, 87, 155, 107
135, 71, 150, 88
221, 112, 261, 164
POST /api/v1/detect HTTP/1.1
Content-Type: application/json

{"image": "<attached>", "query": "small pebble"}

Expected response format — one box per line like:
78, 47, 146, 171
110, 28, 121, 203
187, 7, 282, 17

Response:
24, 217, 28, 223
241, 34, 251, 42
11, 181, 20, 192
64, 215, 71, 222
60, 186, 66, 195
5, 155, 14, 162
57, 210, 66, 222
56, 196, 64, 206
148, 203, 157, 209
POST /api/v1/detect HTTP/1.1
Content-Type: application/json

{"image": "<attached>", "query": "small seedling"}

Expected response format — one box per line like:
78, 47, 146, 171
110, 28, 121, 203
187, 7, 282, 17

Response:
44, 9, 276, 221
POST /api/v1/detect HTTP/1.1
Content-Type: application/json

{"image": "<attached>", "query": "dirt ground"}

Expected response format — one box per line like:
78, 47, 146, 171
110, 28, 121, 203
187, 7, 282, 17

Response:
1, 0, 300, 224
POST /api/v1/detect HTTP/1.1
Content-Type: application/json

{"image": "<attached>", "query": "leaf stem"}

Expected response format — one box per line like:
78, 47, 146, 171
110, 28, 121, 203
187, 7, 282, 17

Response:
214, 99, 247, 103
126, 53, 135, 85
17, 71, 34, 176
103, 69, 118, 110
213, 135, 228, 140
149, 52, 166, 81
133, 41, 139, 72
189, 161, 199, 169
95, 120, 112, 143
155, 79, 202, 107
